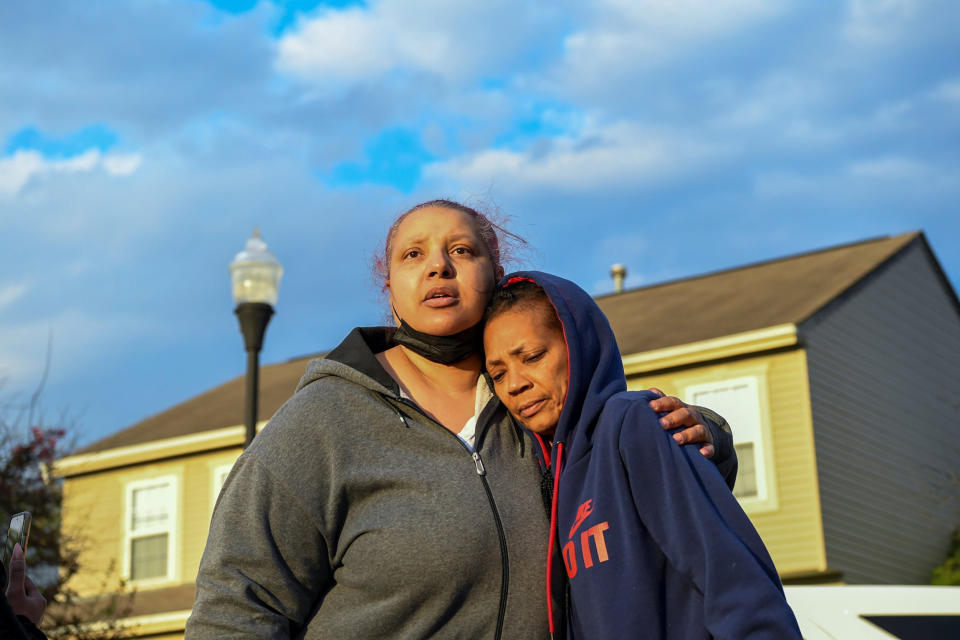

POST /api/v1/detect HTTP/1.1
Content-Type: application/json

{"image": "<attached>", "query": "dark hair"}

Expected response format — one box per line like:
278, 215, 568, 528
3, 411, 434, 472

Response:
484, 279, 562, 335
372, 199, 526, 289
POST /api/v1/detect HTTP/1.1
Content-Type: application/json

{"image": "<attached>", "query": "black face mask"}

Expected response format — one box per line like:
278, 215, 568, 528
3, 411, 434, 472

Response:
392, 318, 483, 364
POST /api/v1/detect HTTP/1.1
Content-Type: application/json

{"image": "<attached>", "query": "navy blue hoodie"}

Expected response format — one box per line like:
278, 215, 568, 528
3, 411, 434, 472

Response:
501, 272, 801, 640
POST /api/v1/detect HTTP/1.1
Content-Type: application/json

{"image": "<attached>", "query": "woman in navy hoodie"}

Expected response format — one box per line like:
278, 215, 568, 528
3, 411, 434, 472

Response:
483, 273, 802, 639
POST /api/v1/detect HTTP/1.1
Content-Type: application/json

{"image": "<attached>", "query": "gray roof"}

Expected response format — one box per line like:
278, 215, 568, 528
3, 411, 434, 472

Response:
81, 231, 931, 455
595, 231, 922, 354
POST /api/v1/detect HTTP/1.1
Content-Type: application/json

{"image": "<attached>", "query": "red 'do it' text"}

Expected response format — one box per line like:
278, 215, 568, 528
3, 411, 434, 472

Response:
563, 499, 611, 578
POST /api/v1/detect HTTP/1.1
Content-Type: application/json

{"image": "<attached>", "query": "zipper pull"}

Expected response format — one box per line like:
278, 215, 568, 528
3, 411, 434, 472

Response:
472, 451, 486, 476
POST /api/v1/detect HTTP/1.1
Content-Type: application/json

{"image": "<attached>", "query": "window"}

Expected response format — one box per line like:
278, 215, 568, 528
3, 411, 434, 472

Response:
211, 463, 233, 510
125, 477, 176, 583
863, 615, 960, 639
214, 464, 231, 492
684, 375, 776, 508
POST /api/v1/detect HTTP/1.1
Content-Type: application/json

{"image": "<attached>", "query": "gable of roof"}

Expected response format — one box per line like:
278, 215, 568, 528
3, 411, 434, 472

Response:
595, 231, 923, 355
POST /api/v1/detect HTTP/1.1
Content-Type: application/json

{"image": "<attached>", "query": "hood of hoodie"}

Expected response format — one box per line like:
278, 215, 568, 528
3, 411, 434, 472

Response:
296, 327, 401, 397
498, 271, 626, 462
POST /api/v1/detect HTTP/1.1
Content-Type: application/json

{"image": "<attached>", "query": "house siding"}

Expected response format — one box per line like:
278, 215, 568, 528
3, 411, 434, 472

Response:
62, 471, 128, 596
626, 349, 826, 577
803, 240, 960, 584
61, 449, 241, 600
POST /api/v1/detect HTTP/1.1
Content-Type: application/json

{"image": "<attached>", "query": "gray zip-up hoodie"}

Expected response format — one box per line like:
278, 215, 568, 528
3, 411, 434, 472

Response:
186, 328, 552, 639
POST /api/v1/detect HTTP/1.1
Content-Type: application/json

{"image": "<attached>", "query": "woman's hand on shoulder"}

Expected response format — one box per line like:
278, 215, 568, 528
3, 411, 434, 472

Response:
646, 388, 714, 458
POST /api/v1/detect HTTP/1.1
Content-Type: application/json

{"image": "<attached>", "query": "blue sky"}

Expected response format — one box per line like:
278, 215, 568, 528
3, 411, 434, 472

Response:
1, 0, 958, 446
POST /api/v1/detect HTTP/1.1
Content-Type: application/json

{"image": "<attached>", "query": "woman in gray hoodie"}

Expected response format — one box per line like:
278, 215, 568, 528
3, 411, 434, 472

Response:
186, 200, 736, 639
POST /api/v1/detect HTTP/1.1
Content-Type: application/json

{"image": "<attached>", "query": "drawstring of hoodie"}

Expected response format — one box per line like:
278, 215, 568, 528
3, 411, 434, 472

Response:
546, 441, 564, 639
529, 397, 566, 637
368, 391, 412, 428
533, 431, 554, 514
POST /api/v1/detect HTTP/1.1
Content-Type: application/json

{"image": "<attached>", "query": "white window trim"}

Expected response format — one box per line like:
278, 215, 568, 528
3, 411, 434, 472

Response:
682, 367, 779, 514
123, 475, 179, 586
211, 463, 234, 512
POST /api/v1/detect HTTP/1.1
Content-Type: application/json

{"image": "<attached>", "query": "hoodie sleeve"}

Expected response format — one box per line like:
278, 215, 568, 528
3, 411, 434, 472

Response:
617, 401, 801, 640
186, 453, 332, 639
695, 405, 738, 490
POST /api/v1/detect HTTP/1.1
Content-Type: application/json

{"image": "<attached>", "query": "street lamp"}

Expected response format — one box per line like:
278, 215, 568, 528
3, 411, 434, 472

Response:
230, 228, 283, 448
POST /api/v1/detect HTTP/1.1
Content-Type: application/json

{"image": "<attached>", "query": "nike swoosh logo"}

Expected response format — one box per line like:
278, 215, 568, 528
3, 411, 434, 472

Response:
568, 499, 594, 539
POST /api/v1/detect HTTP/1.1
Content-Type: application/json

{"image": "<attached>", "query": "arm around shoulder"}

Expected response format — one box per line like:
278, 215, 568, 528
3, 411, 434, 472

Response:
186, 452, 332, 639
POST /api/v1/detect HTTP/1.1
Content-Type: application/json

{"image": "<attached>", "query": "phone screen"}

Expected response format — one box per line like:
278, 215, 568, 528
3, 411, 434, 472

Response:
2, 511, 32, 590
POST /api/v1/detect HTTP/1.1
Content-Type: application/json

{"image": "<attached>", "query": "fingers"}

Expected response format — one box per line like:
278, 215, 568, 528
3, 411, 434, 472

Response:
647, 387, 666, 398
23, 572, 39, 597
5, 543, 46, 624
659, 406, 694, 429
652, 395, 716, 455
23, 574, 46, 624
649, 395, 682, 415
7, 543, 25, 593
671, 424, 708, 445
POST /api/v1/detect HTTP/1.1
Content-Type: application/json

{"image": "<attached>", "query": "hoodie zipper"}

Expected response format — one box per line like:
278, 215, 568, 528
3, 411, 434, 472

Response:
395, 397, 510, 640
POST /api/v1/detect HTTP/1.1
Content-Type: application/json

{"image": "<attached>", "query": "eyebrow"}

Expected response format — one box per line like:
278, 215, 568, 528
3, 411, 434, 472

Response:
399, 232, 475, 246
486, 343, 533, 367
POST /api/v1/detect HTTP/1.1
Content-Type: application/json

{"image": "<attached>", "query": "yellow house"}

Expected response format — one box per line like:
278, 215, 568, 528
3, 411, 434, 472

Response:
55, 356, 314, 638
55, 230, 960, 637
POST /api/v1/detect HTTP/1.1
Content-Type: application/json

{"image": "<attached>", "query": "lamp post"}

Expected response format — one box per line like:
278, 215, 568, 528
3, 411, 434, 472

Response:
230, 228, 283, 448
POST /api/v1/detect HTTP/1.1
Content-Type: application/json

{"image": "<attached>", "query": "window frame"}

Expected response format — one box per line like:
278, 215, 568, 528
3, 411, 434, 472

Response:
123, 475, 178, 586
682, 368, 779, 514
211, 462, 234, 512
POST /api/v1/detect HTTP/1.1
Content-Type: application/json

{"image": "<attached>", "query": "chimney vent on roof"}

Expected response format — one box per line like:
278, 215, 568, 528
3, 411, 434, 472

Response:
610, 263, 627, 293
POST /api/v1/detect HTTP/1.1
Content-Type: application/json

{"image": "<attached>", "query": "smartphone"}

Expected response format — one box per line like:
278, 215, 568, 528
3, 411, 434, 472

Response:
2, 511, 32, 591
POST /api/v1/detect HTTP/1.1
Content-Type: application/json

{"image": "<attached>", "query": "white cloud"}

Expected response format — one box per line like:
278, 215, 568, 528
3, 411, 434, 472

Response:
708, 72, 826, 131
930, 79, 960, 104
424, 120, 719, 193
275, 0, 559, 87
847, 156, 927, 180
0, 149, 141, 197
60, 149, 100, 172
0, 282, 29, 311
277, 7, 396, 81
558, 0, 786, 81
103, 152, 142, 175
844, 0, 917, 44
844, 157, 960, 197
0, 151, 44, 197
